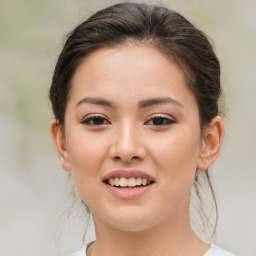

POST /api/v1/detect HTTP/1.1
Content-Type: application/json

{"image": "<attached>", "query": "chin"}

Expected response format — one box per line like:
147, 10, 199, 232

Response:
95, 208, 159, 232
108, 219, 155, 232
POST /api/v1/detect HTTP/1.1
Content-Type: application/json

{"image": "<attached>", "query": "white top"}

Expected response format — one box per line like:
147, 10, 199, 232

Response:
203, 245, 236, 256
72, 243, 236, 256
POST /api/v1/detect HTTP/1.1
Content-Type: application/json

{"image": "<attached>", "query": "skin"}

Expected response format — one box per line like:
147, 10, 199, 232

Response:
51, 45, 223, 256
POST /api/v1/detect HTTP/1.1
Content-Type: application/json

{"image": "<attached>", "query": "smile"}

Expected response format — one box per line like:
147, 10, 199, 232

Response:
106, 177, 153, 187
103, 169, 155, 199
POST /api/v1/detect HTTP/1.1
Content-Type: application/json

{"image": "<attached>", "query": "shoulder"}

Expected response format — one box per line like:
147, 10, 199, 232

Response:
204, 244, 236, 256
71, 245, 86, 256
71, 241, 94, 256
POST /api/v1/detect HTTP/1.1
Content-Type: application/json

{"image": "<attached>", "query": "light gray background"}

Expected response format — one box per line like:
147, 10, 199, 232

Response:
0, 0, 255, 255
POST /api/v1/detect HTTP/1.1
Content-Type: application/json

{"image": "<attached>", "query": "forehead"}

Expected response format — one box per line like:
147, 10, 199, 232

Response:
68, 45, 197, 110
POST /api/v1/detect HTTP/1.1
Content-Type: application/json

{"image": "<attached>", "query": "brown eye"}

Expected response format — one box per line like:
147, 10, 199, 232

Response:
82, 115, 110, 125
145, 116, 175, 126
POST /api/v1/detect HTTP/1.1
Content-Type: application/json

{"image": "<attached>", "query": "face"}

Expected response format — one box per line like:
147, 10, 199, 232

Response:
51, 45, 222, 232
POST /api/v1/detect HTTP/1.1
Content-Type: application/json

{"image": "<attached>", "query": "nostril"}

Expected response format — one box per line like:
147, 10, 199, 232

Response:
113, 155, 140, 162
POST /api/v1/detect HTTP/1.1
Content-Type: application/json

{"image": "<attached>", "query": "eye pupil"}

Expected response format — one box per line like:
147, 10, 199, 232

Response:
82, 115, 110, 126
153, 117, 164, 125
93, 117, 105, 125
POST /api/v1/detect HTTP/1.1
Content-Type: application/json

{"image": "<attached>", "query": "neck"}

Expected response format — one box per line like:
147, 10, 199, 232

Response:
88, 212, 209, 256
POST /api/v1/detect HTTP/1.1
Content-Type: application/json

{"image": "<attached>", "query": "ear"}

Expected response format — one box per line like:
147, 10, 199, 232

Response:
50, 119, 72, 171
197, 115, 224, 171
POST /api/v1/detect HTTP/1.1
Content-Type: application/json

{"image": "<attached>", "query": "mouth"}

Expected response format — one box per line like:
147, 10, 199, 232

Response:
104, 177, 155, 188
103, 169, 155, 199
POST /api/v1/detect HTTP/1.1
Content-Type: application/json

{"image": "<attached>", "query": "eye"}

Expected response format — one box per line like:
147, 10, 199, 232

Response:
81, 115, 110, 126
145, 115, 175, 126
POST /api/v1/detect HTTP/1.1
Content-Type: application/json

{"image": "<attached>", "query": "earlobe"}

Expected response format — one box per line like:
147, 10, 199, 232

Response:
50, 119, 72, 171
197, 116, 224, 171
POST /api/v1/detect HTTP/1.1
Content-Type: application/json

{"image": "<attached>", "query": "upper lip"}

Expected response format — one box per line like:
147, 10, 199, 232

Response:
103, 169, 155, 181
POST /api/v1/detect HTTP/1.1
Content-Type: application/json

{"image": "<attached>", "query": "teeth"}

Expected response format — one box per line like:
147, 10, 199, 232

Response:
142, 178, 147, 186
120, 177, 128, 187
109, 178, 115, 186
136, 177, 142, 186
114, 177, 120, 186
107, 177, 151, 187
127, 177, 136, 187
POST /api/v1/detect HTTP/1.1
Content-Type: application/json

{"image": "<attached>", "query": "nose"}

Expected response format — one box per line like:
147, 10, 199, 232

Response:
109, 122, 146, 163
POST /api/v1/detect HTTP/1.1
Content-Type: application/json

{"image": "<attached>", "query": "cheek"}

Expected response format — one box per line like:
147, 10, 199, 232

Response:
149, 130, 201, 215
153, 129, 200, 167
67, 129, 108, 166
150, 127, 201, 188
66, 131, 109, 196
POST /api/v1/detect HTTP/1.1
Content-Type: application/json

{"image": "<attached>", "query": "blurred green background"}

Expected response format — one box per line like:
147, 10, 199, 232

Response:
0, 0, 255, 255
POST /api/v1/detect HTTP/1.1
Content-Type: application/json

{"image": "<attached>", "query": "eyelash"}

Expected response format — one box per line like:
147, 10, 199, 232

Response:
81, 114, 175, 126
81, 114, 110, 126
145, 115, 176, 126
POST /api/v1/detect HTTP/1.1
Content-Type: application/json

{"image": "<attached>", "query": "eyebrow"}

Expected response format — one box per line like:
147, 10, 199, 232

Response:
76, 97, 115, 108
76, 96, 183, 109
138, 97, 184, 109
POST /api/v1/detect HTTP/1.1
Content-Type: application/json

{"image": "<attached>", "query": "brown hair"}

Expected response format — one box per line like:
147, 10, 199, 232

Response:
49, 2, 222, 236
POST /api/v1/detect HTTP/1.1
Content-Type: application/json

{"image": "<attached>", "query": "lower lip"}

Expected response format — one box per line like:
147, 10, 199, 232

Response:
104, 183, 153, 199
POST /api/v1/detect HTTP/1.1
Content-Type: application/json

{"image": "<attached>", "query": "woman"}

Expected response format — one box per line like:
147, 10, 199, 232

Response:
49, 3, 235, 256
